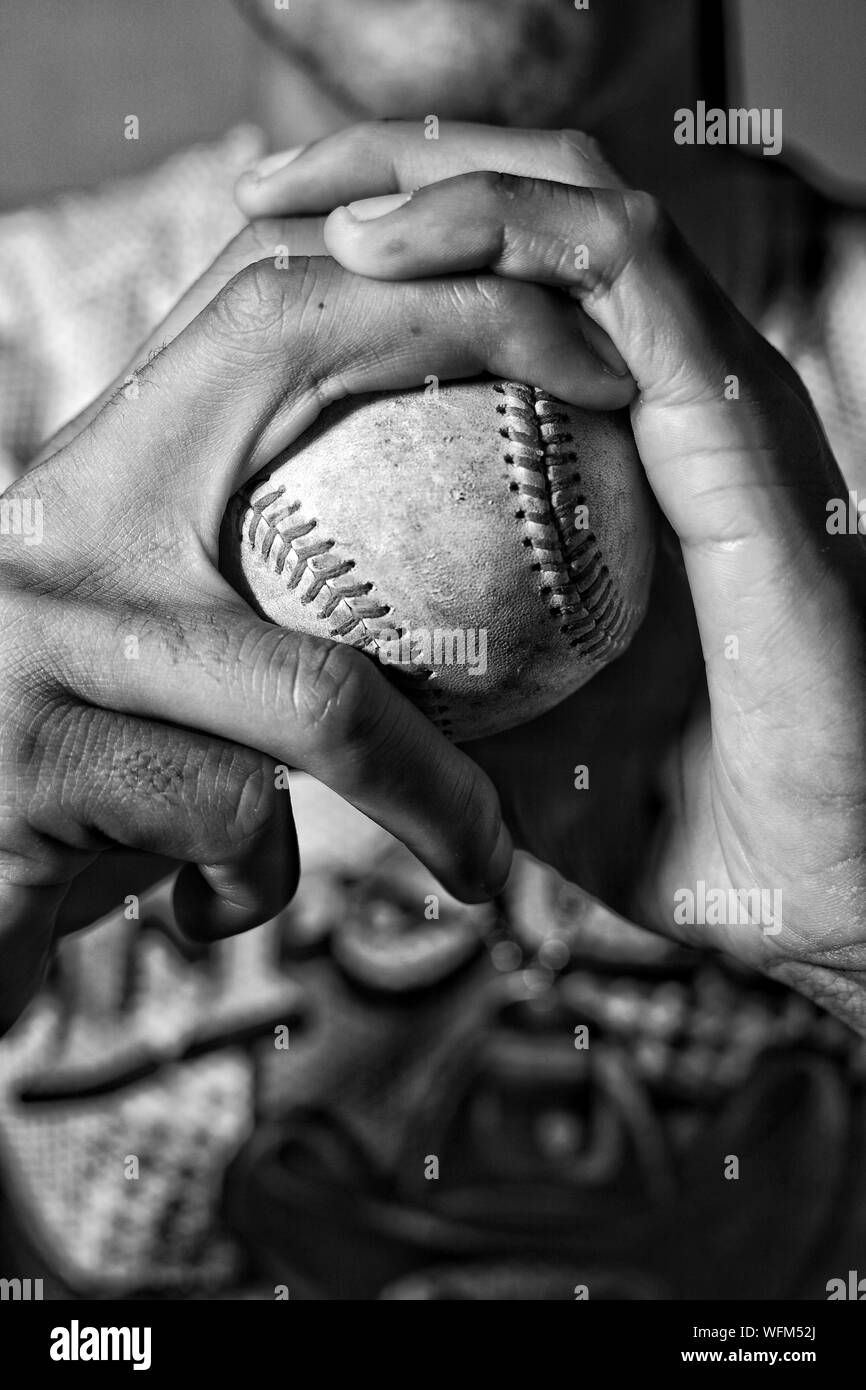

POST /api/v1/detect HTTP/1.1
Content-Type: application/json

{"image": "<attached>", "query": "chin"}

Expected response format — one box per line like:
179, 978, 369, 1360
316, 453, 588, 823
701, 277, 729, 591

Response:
244, 0, 617, 127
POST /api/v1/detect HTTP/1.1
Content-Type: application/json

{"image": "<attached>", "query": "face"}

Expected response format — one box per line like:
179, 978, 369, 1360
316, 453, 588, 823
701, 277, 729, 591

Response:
237, 0, 692, 127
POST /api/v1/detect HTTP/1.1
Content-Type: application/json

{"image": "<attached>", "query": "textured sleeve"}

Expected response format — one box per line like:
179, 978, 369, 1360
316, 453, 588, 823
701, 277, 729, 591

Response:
0, 123, 264, 488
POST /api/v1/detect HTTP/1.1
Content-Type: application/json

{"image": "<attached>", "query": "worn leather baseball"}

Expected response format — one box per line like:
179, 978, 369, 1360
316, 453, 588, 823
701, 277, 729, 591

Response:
220, 378, 656, 740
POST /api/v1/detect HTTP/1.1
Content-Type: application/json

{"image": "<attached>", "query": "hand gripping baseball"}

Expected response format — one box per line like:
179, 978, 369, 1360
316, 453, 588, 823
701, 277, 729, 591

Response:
240, 123, 866, 1028
0, 243, 638, 1033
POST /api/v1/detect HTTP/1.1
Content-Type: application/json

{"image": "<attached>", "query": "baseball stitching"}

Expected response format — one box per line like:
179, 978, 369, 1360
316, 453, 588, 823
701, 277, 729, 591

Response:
232, 382, 634, 735
228, 483, 454, 732
496, 381, 631, 657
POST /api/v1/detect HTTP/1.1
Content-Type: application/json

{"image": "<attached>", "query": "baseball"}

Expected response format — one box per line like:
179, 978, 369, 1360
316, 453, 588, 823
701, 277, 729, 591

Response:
220, 378, 656, 741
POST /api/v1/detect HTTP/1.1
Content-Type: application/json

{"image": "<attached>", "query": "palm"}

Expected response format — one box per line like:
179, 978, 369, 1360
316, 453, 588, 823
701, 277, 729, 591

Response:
467, 541, 705, 922
470, 518, 866, 991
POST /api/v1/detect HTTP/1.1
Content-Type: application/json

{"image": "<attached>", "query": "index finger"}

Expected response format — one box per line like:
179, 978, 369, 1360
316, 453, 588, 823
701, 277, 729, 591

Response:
235, 120, 623, 219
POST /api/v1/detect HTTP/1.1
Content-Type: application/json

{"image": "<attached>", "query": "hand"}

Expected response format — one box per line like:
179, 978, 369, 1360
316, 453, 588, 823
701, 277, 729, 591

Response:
239, 122, 866, 1028
0, 231, 635, 1033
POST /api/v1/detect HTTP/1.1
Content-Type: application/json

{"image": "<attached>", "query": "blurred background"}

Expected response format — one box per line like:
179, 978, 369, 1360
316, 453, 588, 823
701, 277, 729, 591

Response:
1, 0, 865, 213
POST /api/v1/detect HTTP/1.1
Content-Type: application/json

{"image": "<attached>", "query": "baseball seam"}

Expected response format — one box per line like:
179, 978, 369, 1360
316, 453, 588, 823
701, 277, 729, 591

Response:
231, 485, 455, 733
496, 381, 631, 657
233, 382, 635, 737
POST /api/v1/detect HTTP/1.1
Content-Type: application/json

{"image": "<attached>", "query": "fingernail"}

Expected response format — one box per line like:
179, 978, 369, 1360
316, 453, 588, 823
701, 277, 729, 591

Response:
250, 146, 306, 181
345, 192, 413, 222
581, 317, 629, 377
483, 821, 514, 896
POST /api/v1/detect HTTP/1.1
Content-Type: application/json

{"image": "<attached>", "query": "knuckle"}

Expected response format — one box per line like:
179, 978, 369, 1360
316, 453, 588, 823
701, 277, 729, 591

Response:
210, 258, 292, 340
20, 698, 166, 826
442, 269, 515, 338
109, 739, 190, 810
209, 256, 342, 350
290, 635, 387, 755
467, 269, 514, 314
577, 189, 670, 294
620, 188, 668, 249
230, 623, 303, 714
472, 169, 524, 202
199, 744, 276, 849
